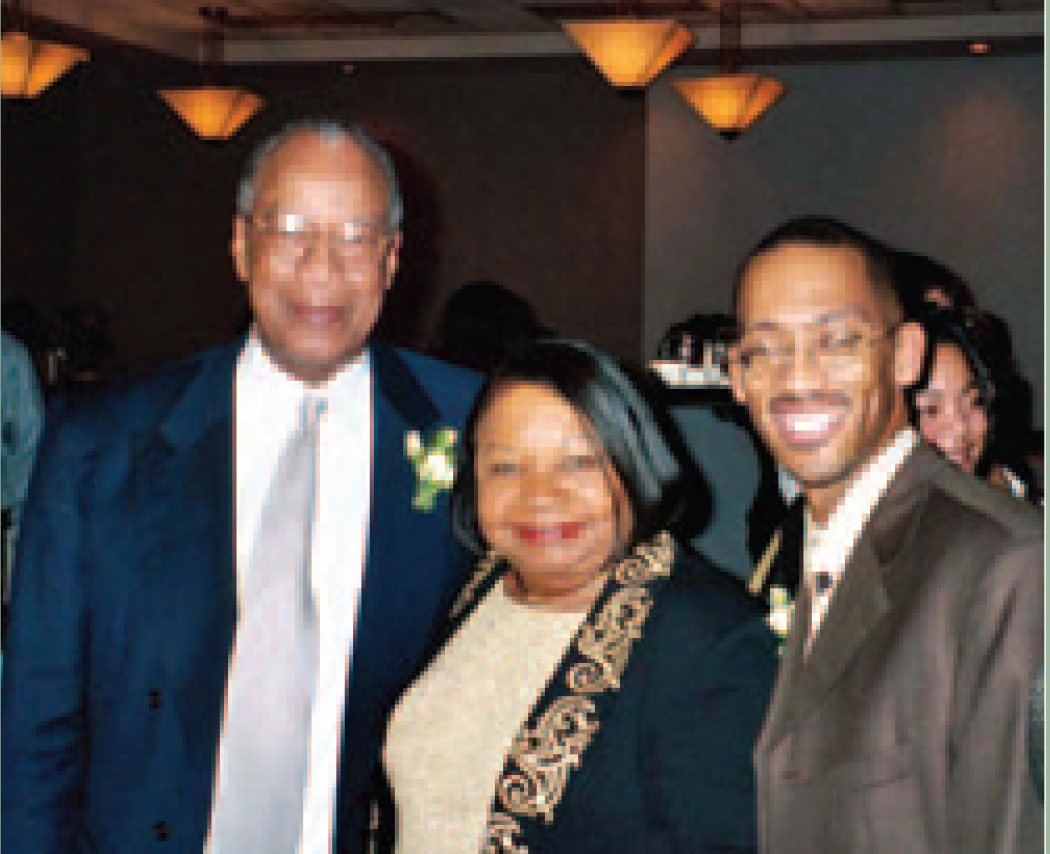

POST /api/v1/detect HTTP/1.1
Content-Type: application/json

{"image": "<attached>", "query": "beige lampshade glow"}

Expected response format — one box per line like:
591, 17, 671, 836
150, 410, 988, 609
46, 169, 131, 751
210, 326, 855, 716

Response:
563, 19, 693, 87
159, 86, 264, 140
673, 73, 785, 138
1, 31, 88, 98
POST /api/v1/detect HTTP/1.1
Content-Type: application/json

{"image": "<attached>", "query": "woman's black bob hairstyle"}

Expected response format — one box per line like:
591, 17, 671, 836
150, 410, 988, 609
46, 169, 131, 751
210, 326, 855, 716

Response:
450, 338, 701, 559
907, 306, 996, 421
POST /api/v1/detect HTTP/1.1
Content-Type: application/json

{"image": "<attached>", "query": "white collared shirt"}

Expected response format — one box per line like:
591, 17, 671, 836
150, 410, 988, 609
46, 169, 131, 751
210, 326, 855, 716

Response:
803, 427, 918, 640
208, 331, 373, 854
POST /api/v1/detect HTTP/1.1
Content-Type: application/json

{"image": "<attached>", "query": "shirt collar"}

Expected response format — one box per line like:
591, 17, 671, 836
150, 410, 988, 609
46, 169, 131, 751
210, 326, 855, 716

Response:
240, 328, 370, 413
804, 426, 918, 584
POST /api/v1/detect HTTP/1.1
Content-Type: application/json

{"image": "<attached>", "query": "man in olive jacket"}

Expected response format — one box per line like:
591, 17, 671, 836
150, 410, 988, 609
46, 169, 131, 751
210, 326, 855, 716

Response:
728, 216, 1043, 854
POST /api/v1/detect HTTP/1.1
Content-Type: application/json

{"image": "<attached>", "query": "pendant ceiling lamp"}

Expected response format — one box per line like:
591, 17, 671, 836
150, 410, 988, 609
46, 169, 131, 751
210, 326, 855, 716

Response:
562, 8, 693, 88
158, 6, 264, 141
672, 0, 784, 139
1, 0, 88, 98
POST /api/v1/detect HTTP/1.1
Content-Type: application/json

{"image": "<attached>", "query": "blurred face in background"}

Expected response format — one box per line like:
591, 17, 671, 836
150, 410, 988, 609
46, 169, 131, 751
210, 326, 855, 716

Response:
913, 341, 990, 474
923, 287, 954, 310
474, 381, 633, 611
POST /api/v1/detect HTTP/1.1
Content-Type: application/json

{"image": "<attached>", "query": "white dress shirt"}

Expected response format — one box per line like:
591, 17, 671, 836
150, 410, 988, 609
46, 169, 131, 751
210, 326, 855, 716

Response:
804, 427, 918, 644
208, 332, 373, 853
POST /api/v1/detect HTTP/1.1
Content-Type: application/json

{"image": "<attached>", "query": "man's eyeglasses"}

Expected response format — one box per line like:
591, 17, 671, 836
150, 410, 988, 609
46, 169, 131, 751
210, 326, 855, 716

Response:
248, 213, 391, 263
730, 317, 900, 382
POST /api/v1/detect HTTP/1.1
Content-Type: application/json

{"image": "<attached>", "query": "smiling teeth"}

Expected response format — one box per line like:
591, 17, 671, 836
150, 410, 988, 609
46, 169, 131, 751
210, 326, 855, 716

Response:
786, 413, 835, 435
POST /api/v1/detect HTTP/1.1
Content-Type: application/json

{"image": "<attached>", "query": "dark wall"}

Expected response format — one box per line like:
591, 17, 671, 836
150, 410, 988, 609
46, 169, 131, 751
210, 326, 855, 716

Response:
2, 52, 647, 374
646, 56, 1044, 421
3, 76, 80, 320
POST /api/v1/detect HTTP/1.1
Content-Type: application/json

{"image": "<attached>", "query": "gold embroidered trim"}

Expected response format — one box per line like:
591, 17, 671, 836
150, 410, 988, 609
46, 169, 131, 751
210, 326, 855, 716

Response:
483, 813, 528, 853
485, 531, 675, 851
613, 532, 675, 586
569, 586, 655, 693
450, 550, 501, 621
498, 695, 599, 822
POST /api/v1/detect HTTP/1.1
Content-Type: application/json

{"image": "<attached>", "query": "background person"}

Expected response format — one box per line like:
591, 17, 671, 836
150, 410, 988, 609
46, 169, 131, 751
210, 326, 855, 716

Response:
2, 118, 481, 854
908, 307, 1040, 503
890, 247, 977, 316
727, 215, 1043, 854
428, 279, 550, 374
383, 338, 777, 853
1, 330, 45, 631
908, 307, 994, 475
56, 303, 124, 399
891, 248, 1039, 501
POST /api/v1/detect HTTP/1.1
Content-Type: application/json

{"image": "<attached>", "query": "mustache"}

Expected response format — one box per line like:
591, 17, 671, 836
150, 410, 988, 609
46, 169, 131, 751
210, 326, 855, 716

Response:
769, 393, 849, 412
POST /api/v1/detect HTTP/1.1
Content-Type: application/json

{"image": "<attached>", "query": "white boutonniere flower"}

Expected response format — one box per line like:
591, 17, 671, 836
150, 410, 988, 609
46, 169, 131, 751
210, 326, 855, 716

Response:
766, 585, 794, 655
405, 427, 458, 512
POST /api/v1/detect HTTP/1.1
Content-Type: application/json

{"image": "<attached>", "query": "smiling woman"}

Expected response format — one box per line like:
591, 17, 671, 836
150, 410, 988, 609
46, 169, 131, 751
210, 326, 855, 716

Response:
907, 307, 1041, 502
472, 380, 633, 611
380, 338, 778, 854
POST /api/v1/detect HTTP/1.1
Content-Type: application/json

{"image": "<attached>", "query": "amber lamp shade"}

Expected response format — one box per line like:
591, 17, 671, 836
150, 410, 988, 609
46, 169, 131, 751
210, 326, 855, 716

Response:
563, 18, 694, 87
1, 30, 88, 97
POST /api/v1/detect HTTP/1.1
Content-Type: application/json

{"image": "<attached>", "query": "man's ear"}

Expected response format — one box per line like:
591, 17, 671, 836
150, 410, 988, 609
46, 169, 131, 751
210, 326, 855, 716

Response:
231, 216, 250, 283
728, 346, 748, 406
893, 320, 925, 389
381, 230, 403, 293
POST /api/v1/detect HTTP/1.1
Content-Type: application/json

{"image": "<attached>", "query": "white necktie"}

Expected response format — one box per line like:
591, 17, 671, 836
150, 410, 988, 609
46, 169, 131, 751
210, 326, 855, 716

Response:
211, 397, 326, 853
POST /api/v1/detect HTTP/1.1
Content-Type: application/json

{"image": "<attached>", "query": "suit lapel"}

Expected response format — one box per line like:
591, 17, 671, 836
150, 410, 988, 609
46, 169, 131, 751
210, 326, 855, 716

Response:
361, 340, 441, 587
769, 541, 889, 745
482, 533, 676, 853
354, 341, 444, 677
759, 445, 932, 750
757, 577, 810, 755
338, 341, 458, 802
127, 342, 240, 825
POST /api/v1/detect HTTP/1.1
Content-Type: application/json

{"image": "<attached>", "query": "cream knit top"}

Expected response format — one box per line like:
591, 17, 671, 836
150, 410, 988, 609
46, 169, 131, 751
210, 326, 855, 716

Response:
383, 581, 587, 853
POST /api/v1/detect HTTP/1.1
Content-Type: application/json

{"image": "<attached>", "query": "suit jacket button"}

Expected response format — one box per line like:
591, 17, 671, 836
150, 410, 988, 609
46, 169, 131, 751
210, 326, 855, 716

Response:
153, 820, 170, 841
148, 690, 162, 710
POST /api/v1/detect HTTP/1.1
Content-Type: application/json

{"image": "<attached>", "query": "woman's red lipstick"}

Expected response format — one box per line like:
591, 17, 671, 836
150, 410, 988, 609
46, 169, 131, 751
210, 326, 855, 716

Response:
516, 522, 587, 544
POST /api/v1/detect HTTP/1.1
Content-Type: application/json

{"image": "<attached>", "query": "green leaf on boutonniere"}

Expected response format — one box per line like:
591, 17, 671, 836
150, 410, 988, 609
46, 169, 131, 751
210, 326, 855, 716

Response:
405, 427, 458, 512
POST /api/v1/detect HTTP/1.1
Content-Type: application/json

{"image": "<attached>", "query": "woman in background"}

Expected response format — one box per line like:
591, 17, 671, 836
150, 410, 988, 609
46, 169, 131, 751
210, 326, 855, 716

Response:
909, 308, 1039, 503
382, 338, 777, 853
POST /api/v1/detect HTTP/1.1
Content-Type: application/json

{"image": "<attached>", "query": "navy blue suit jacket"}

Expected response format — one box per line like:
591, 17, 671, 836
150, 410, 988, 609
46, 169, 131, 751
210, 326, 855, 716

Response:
382, 538, 778, 853
1, 337, 480, 854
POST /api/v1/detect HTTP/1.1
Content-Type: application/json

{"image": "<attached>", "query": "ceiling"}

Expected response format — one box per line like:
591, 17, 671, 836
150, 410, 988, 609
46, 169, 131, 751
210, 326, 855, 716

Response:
14, 0, 1044, 66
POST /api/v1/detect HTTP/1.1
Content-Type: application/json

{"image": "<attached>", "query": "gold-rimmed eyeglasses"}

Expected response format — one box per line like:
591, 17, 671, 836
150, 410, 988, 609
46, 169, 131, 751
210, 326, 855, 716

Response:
729, 316, 900, 383
247, 213, 392, 264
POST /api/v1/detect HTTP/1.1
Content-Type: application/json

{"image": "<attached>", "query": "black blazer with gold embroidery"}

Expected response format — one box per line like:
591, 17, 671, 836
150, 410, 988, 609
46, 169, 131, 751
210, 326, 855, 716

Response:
382, 534, 779, 854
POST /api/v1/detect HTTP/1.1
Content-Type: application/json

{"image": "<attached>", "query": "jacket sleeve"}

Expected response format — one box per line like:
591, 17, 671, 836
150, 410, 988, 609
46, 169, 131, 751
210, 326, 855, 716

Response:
948, 536, 1044, 854
1, 332, 45, 511
641, 605, 778, 852
1, 397, 90, 853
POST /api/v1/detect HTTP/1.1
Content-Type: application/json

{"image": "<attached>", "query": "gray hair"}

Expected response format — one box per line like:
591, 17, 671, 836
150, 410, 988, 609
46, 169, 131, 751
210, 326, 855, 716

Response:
235, 118, 404, 231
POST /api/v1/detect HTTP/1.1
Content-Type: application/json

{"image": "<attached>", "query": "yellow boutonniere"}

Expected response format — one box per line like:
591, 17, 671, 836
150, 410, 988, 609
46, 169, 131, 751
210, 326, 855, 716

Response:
766, 585, 794, 655
405, 427, 457, 511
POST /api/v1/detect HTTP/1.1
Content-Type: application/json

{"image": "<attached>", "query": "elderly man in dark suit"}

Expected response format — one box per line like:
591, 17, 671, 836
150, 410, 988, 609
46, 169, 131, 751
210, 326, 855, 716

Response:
2, 119, 480, 853
727, 216, 1042, 853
